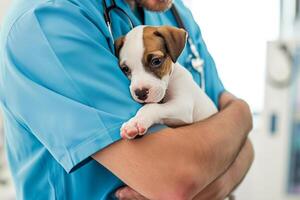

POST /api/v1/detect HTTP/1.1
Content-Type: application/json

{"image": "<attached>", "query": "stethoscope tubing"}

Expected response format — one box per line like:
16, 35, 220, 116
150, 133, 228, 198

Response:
103, 0, 134, 43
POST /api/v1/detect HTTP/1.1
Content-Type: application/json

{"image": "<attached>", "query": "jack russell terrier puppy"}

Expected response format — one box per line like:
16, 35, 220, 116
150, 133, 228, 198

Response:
115, 25, 218, 139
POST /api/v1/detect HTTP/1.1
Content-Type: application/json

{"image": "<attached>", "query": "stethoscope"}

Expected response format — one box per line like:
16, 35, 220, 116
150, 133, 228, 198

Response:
102, 0, 206, 91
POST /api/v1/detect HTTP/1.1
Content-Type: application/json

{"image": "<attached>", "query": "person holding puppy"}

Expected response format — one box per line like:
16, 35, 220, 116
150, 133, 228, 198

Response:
0, 0, 253, 199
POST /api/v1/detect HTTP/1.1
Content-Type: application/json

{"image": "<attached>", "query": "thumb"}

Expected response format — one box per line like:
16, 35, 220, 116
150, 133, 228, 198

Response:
115, 186, 149, 200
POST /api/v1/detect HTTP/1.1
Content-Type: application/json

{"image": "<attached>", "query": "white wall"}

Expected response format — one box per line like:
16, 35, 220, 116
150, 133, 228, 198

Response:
185, 0, 280, 112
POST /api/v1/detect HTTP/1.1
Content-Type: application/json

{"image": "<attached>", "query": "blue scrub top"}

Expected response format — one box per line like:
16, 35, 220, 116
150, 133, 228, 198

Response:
0, 0, 225, 199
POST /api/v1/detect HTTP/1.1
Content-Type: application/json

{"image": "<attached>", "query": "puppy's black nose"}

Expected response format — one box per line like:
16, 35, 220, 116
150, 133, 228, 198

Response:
135, 88, 149, 101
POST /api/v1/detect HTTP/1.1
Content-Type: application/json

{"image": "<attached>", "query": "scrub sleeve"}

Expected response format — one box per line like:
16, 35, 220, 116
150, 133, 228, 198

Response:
4, 1, 141, 173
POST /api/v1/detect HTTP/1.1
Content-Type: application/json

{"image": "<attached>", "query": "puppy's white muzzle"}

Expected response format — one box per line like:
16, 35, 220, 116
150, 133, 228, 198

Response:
129, 77, 167, 103
130, 84, 166, 103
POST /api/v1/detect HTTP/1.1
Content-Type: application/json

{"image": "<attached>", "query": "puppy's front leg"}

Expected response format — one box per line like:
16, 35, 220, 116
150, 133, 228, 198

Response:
121, 103, 162, 139
120, 101, 192, 139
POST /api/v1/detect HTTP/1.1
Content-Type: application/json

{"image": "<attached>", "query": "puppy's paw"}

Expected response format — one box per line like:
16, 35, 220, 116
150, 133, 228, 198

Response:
120, 117, 149, 139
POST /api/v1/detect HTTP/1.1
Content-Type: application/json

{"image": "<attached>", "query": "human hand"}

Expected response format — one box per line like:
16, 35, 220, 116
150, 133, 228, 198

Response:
115, 186, 149, 200
115, 184, 234, 200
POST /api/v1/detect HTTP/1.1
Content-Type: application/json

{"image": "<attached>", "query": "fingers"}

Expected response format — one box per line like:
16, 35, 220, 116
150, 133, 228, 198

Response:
228, 194, 235, 200
193, 178, 227, 200
115, 186, 149, 200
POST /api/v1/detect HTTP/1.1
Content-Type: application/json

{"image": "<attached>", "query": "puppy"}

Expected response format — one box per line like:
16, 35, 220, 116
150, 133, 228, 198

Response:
115, 25, 218, 139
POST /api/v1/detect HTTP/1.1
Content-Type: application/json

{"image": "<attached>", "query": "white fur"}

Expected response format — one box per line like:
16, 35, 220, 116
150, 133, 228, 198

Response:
119, 26, 218, 139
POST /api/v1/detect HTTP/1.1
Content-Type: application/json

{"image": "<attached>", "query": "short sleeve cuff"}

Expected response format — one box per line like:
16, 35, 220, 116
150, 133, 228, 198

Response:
59, 123, 168, 173
59, 124, 122, 173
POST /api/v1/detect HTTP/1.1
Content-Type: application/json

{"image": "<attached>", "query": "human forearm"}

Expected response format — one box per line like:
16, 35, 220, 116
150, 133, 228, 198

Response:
224, 140, 254, 193
227, 139, 254, 193
218, 92, 236, 110
114, 139, 254, 200
193, 139, 254, 200
93, 99, 252, 200
175, 98, 252, 196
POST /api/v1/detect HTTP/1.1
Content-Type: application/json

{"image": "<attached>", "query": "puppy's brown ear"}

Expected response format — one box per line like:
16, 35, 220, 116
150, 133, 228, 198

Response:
154, 26, 187, 63
114, 36, 125, 58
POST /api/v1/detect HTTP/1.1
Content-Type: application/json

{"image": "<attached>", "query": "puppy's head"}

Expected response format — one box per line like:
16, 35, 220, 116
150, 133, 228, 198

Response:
115, 25, 187, 103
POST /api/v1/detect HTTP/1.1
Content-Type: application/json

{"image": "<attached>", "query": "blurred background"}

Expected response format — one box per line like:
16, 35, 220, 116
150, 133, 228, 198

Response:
0, 0, 299, 199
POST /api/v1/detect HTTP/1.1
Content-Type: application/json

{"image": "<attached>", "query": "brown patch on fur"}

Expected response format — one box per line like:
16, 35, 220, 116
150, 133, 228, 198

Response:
114, 36, 125, 58
154, 26, 187, 63
142, 26, 173, 79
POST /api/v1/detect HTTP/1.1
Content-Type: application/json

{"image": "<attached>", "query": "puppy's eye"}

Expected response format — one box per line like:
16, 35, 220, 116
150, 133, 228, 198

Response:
121, 65, 131, 76
150, 57, 164, 68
